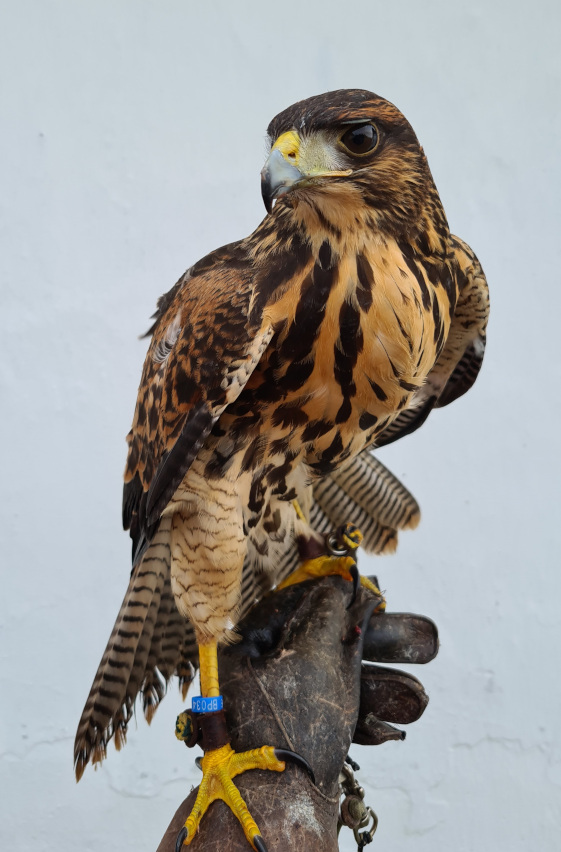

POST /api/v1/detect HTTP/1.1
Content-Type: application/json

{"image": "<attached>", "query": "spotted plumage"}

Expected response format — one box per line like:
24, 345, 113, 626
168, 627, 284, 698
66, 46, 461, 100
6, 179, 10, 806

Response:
75, 89, 488, 778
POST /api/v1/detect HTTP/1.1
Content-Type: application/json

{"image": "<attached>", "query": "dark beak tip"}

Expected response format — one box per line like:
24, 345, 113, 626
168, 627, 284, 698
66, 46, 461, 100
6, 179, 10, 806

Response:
261, 175, 273, 215
260, 148, 302, 215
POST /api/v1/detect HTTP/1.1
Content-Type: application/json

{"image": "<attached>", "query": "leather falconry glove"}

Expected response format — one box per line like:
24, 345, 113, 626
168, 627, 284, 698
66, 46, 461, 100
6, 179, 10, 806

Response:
157, 576, 438, 852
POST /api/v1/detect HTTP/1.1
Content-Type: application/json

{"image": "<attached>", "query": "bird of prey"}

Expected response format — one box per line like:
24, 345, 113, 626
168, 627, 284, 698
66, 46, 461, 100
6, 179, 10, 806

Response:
74, 89, 489, 850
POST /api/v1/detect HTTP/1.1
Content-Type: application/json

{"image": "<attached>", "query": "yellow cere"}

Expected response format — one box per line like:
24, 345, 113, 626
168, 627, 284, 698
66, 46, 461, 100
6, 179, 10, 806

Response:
272, 130, 301, 164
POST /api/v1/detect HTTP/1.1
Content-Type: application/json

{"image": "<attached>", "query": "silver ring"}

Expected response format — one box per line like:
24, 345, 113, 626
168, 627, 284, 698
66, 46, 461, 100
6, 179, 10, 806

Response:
326, 532, 349, 557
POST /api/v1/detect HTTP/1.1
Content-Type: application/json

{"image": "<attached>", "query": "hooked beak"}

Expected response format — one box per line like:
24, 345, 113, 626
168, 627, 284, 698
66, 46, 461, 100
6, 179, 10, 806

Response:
261, 148, 304, 214
261, 131, 304, 214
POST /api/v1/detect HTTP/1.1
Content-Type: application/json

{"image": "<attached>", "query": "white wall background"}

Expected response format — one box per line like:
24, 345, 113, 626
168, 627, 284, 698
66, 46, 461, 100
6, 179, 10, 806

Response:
1, 1, 560, 850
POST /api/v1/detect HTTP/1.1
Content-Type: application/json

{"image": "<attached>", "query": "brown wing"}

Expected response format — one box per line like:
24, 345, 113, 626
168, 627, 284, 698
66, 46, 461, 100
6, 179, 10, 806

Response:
122, 241, 274, 564
374, 234, 489, 449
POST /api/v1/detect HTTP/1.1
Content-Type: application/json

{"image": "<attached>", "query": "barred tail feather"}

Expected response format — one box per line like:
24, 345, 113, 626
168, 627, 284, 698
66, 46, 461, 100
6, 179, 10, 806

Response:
313, 449, 419, 554
314, 475, 399, 554
327, 451, 420, 534
140, 576, 173, 723
157, 583, 187, 681
74, 517, 171, 780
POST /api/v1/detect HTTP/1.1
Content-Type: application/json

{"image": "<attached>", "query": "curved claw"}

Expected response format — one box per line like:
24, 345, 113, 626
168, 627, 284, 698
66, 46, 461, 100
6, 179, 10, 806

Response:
274, 748, 316, 785
347, 562, 359, 608
345, 754, 361, 772
175, 826, 187, 852
253, 836, 269, 852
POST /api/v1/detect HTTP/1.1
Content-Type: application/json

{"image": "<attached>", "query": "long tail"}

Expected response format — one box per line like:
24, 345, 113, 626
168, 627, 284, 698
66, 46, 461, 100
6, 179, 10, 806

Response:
74, 449, 419, 778
74, 517, 181, 779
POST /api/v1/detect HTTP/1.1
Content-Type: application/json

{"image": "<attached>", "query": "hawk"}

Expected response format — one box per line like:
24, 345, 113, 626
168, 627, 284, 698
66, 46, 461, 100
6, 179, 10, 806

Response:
75, 89, 489, 850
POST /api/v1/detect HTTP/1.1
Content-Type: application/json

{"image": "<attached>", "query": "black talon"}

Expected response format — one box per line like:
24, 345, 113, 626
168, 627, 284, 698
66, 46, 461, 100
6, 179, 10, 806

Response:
274, 748, 316, 785
345, 754, 360, 771
253, 835, 268, 852
348, 562, 359, 608
195, 756, 203, 771
175, 826, 187, 852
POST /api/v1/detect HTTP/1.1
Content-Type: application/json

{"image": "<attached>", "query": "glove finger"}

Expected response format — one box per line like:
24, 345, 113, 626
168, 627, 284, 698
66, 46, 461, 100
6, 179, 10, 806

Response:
358, 663, 429, 725
353, 715, 406, 746
362, 611, 438, 664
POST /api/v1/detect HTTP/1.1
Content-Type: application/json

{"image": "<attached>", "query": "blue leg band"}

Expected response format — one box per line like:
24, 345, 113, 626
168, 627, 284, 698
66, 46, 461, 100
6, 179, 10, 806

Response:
191, 695, 224, 713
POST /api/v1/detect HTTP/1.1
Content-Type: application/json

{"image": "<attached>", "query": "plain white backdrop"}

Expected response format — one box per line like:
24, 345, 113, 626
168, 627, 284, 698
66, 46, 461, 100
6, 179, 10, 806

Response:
1, 1, 560, 850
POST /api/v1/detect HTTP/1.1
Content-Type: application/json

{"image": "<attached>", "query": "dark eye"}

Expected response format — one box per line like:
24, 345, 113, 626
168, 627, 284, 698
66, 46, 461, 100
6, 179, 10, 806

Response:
339, 124, 379, 156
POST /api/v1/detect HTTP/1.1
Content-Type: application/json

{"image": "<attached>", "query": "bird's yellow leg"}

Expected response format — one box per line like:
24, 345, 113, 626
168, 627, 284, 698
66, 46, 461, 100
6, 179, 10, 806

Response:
279, 518, 386, 609
198, 644, 220, 697
277, 553, 359, 588
177, 642, 286, 851
360, 574, 386, 604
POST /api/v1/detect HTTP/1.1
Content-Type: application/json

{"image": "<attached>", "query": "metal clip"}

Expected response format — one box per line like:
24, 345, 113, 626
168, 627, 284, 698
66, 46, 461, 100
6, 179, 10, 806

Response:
353, 805, 378, 851
338, 760, 378, 850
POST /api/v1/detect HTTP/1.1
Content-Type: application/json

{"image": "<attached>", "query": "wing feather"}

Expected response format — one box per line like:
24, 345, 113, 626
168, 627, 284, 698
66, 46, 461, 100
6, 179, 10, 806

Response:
123, 241, 274, 561
375, 234, 489, 447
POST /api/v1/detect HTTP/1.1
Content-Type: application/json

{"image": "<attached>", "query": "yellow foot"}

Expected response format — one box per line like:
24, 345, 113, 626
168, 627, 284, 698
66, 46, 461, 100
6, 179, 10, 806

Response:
360, 575, 386, 610
177, 743, 285, 850
278, 523, 385, 610
277, 553, 358, 589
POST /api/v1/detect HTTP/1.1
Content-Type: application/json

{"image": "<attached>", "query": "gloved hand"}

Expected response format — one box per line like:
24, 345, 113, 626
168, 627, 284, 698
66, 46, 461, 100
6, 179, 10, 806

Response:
157, 576, 438, 852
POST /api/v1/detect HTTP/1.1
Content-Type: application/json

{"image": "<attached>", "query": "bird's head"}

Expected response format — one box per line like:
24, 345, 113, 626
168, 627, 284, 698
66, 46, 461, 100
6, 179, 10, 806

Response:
261, 89, 436, 237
